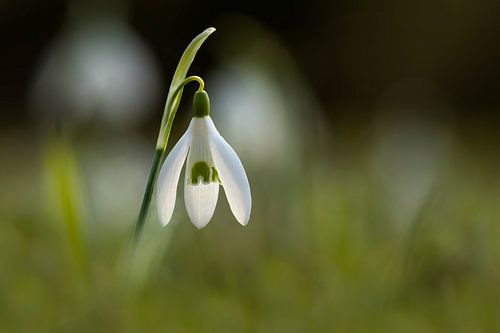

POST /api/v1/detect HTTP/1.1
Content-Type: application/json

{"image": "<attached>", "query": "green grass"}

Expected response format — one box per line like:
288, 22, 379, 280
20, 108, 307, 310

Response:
0, 135, 499, 332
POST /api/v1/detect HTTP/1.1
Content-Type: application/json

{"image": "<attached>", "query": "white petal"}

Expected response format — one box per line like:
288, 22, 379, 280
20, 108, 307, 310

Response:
185, 117, 213, 171
155, 124, 192, 226
184, 182, 219, 228
207, 117, 252, 225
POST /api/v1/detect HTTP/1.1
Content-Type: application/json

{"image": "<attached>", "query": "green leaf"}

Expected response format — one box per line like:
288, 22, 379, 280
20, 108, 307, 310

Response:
169, 27, 216, 94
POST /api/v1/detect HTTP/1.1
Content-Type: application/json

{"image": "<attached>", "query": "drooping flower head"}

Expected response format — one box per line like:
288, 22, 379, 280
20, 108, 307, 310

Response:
156, 90, 251, 228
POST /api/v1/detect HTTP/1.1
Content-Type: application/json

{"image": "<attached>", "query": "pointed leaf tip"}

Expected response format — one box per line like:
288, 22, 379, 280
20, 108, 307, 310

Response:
169, 27, 217, 94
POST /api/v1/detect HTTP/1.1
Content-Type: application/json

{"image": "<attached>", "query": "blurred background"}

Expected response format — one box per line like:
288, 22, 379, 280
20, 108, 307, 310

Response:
1, 0, 500, 331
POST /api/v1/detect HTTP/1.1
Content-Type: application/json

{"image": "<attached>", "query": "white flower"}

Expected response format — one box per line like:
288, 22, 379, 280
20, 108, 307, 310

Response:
155, 91, 251, 228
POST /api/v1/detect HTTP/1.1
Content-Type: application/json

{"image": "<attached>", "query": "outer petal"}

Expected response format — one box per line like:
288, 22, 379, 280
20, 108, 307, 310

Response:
184, 182, 219, 228
155, 124, 192, 226
207, 117, 252, 225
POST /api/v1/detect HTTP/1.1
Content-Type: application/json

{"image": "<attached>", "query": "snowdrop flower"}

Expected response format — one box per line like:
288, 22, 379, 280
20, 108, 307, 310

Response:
156, 90, 251, 228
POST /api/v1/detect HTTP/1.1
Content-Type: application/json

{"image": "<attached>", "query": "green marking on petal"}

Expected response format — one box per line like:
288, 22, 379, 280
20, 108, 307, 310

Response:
211, 167, 220, 183
190, 161, 210, 184
190, 161, 220, 184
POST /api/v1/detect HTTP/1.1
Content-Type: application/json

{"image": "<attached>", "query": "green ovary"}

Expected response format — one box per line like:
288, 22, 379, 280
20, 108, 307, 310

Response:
190, 161, 220, 184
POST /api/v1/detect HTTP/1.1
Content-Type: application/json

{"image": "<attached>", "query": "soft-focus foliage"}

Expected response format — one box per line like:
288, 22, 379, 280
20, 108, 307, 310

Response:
1, 129, 500, 332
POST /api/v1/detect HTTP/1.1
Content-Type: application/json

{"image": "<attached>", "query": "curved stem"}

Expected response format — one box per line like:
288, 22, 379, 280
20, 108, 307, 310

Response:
133, 75, 204, 245
156, 76, 204, 150
182, 75, 205, 92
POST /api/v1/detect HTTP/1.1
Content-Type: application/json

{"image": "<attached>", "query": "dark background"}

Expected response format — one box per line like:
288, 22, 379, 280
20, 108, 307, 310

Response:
2, 0, 500, 136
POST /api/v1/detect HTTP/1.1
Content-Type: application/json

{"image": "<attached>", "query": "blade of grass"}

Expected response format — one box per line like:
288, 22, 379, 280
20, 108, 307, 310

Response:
43, 135, 90, 285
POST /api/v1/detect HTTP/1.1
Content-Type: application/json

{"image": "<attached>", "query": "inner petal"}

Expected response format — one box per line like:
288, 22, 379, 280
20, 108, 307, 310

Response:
185, 117, 219, 185
184, 182, 219, 228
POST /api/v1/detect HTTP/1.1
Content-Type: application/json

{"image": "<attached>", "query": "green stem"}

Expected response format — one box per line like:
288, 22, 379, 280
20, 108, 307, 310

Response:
156, 76, 204, 150
133, 148, 163, 244
133, 76, 204, 246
